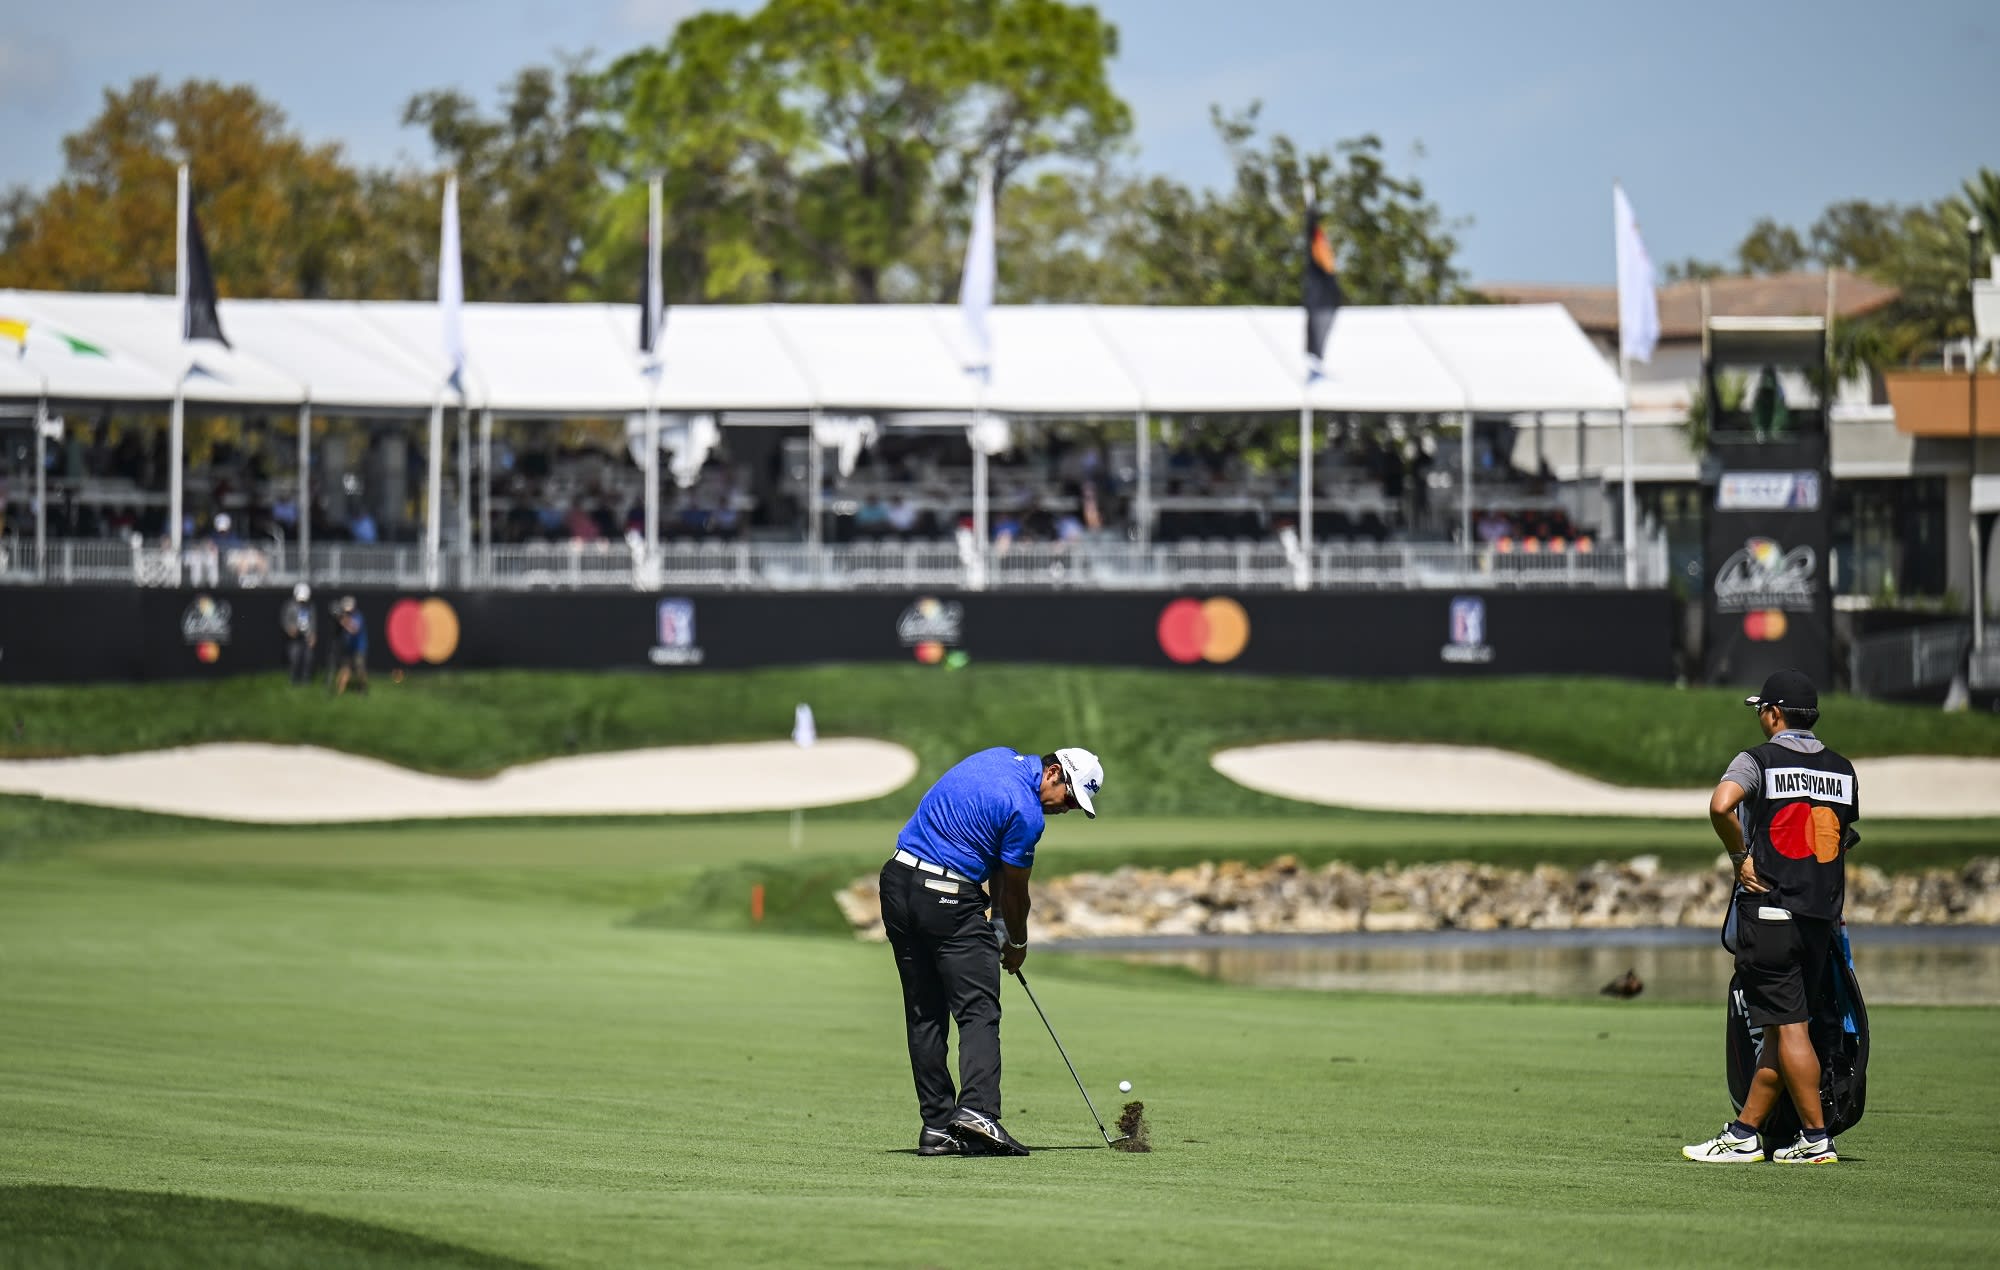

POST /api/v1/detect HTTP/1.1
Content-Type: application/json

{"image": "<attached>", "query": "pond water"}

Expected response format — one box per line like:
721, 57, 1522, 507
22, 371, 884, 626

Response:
1055, 926, 2000, 1006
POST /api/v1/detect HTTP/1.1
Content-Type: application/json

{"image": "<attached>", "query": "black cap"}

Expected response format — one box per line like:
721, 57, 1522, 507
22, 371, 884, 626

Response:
1745, 668, 1818, 712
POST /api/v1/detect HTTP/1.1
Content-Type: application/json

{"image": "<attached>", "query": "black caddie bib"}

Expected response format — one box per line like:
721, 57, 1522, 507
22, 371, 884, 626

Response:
1744, 741, 1857, 920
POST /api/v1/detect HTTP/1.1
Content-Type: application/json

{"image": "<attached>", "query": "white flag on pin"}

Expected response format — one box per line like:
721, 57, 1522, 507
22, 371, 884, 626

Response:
792, 703, 817, 749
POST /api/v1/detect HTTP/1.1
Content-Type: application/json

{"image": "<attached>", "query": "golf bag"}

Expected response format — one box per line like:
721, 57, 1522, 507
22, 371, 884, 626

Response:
1722, 900, 1869, 1156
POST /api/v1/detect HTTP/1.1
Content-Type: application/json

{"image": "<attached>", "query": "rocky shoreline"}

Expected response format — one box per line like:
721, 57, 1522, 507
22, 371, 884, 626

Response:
834, 856, 2000, 942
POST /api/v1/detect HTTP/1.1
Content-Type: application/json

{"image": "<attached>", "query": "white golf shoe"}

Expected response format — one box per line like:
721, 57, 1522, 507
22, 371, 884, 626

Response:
1772, 1132, 1837, 1164
1682, 1124, 1763, 1162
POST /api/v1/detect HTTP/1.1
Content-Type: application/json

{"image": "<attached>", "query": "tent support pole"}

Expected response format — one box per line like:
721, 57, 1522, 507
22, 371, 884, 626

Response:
479, 409, 493, 582
1296, 401, 1313, 590
169, 384, 186, 574
1134, 410, 1150, 549
1460, 412, 1474, 561
457, 404, 471, 585
806, 409, 822, 551
426, 394, 443, 589
34, 397, 47, 582
297, 401, 312, 580
643, 393, 660, 575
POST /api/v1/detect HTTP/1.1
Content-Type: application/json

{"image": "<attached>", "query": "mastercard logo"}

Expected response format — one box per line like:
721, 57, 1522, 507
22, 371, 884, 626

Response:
1743, 609, 1788, 642
1157, 597, 1250, 665
387, 597, 461, 665
1770, 802, 1843, 862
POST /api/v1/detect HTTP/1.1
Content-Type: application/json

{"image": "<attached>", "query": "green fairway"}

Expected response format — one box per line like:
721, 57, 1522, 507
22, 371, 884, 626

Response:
4, 831, 1999, 1268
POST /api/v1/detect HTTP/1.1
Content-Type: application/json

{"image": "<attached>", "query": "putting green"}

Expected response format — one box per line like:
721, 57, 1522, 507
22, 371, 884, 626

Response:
2, 828, 1996, 1268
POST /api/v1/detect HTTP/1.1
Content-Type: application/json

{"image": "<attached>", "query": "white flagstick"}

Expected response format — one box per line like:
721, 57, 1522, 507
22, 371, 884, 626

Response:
791, 703, 816, 850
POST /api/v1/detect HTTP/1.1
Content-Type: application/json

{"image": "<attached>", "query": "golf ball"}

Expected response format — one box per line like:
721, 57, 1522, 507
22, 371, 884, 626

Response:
1118, 1080, 1132, 1093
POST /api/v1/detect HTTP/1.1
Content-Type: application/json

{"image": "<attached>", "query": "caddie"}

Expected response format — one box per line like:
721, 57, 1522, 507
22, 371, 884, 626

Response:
1684, 669, 1858, 1164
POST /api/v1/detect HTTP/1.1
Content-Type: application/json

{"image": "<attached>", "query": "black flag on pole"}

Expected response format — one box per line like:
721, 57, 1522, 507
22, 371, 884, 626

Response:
639, 181, 666, 359
1303, 206, 1344, 375
183, 201, 229, 346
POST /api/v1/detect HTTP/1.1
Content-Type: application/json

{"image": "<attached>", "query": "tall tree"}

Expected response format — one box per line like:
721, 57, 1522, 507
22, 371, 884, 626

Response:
401, 61, 603, 301
1734, 217, 1810, 274
1807, 200, 1905, 273
594, 0, 1130, 302
1122, 105, 1467, 308
0, 77, 369, 298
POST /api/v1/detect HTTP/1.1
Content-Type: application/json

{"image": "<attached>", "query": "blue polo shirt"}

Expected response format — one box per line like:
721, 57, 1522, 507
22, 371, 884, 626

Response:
896, 747, 1047, 884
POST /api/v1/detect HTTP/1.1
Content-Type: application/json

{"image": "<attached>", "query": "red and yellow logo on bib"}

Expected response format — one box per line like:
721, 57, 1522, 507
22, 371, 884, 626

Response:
1770, 802, 1842, 862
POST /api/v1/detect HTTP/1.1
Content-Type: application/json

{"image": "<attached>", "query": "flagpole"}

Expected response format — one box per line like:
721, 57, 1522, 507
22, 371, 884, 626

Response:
643, 174, 663, 573
1621, 356, 1638, 587
170, 164, 189, 567
457, 403, 471, 583
426, 393, 444, 589
972, 380, 989, 591
1297, 399, 1313, 590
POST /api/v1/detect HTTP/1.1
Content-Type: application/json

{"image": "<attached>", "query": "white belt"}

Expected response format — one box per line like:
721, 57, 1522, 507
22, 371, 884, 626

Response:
893, 849, 972, 884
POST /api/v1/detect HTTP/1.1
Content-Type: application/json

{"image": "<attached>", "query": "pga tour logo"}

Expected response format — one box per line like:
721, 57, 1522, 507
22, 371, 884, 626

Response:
649, 598, 705, 666
1440, 596, 1494, 665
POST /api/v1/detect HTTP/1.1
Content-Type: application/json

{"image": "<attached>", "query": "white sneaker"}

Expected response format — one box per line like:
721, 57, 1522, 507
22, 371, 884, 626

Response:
1772, 1133, 1837, 1164
1682, 1124, 1763, 1162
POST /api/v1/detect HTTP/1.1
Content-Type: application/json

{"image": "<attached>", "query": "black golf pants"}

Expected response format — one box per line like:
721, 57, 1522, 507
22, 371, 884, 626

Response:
879, 859, 1003, 1130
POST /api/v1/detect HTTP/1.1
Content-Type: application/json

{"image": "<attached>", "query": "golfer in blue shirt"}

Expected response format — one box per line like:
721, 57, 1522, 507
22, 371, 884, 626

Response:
882, 745, 1105, 1157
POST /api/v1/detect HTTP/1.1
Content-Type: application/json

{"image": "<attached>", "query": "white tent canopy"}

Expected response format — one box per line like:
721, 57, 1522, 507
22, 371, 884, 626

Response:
1, 291, 306, 406
0, 290, 1627, 417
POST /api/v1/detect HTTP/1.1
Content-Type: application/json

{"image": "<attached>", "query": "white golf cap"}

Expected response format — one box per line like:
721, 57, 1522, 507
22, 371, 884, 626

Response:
1055, 747, 1104, 818
293, 583, 310, 602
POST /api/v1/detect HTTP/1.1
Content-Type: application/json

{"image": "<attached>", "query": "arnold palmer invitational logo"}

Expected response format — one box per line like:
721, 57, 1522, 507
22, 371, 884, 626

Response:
1713, 537, 1816, 613
181, 594, 232, 664
898, 596, 965, 665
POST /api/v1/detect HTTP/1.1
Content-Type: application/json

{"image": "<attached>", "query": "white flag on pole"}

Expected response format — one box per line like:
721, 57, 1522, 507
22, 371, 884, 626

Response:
959, 163, 996, 377
1613, 184, 1660, 365
440, 174, 466, 393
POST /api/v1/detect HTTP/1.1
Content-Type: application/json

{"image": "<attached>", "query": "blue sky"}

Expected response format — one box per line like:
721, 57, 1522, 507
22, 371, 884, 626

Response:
1, 0, 1993, 284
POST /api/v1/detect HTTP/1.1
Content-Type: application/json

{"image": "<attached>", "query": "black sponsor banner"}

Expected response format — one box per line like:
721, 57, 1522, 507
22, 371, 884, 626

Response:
0, 587, 1673, 683
1702, 439, 1833, 687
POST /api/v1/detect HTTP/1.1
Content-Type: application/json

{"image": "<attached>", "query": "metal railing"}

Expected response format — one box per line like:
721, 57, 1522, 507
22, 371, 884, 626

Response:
0, 536, 1664, 593
1848, 622, 1971, 698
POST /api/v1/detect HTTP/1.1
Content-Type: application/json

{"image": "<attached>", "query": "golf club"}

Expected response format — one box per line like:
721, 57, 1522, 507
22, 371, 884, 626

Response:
1012, 969, 1129, 1147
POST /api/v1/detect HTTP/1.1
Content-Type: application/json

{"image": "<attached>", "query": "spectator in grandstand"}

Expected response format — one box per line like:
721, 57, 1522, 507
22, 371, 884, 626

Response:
887, 495, 919, 537
333, 596, 369, 697
281, 584, 317, 687
350, 510, 378, 544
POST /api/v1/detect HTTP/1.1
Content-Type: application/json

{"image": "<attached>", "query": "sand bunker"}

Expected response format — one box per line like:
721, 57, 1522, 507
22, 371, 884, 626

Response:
1212, 741, 2000, 819
0, 739, 918, 824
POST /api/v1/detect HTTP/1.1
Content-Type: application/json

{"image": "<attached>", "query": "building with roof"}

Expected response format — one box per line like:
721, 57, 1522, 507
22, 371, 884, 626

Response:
1481, 270, 1987, 610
